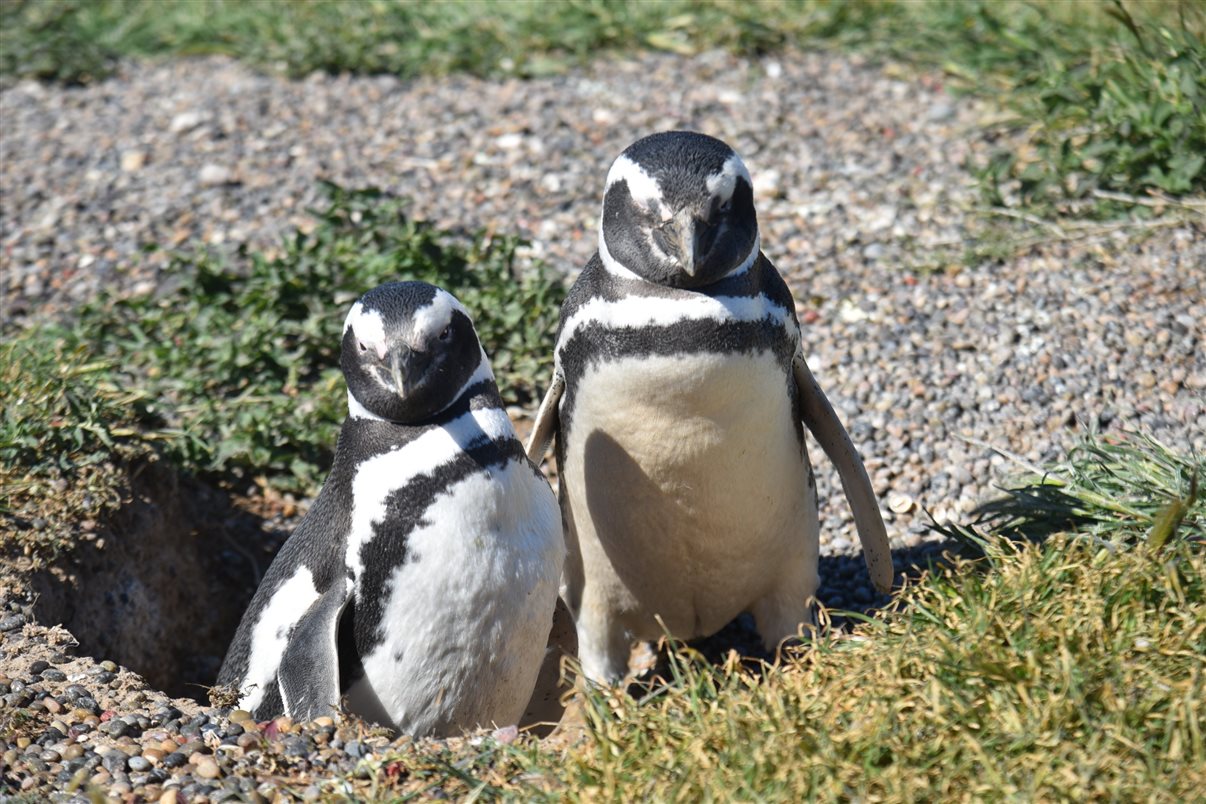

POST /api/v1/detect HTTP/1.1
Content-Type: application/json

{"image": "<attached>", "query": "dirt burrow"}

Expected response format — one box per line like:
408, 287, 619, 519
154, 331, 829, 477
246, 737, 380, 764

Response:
10, 458, 285, 700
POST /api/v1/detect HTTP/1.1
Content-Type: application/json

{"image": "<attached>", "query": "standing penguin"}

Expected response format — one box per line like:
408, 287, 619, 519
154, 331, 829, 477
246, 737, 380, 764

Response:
218, 281, 565, 736
527, 131, 893, 684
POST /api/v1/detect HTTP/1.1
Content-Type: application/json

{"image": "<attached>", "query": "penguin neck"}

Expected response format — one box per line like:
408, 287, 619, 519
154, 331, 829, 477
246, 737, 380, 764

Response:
347, 391, 388, 423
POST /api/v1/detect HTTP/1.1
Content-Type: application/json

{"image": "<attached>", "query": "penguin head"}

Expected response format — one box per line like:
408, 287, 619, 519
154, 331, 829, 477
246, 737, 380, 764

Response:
599, 131, 759, 289
340, 282, 485, 422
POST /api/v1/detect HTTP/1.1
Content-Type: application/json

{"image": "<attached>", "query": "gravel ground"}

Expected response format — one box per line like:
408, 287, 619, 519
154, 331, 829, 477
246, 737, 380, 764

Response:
2, 48, 1203, 799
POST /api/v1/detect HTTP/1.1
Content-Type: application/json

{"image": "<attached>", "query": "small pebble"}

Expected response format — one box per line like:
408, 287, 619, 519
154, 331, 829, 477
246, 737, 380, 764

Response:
195, 757, 222, 779
198, 163, 236, 186
0, 614, 26, 631
161, 752, 188, 769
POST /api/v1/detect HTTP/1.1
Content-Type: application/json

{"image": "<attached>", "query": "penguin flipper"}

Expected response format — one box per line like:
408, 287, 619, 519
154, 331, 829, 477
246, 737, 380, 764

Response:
277, 580, 350, 722
792, 353, 894, 594
526, 372, 564, 463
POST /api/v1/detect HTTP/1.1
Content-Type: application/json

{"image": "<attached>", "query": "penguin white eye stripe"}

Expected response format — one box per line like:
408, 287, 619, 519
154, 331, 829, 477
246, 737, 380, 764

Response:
347, 391, 386, 422
605, 154, 663, 206
600, 227, 759, 283
705, 153, 751, 202
412, 289, 469, 345
724, 232, 761, 280
345, 302, 388, 355
598, 229, 645, 281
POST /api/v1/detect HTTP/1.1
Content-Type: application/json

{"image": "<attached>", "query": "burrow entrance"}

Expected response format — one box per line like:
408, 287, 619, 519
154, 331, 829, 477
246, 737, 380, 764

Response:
25, 457, 288, 700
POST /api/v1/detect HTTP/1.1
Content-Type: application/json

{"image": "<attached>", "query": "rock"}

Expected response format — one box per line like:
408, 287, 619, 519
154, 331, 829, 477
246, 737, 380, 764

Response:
102, 719, 130, 738
862, 242, 886, 261
169, 110, 206, 134
195, 757, 222, 779
888, 493, 916, 514
101, 752, 128, 774
161, 752, 188, 769
119, 149, 147, 172
198, 163, 236, 186
283, 735, 312, 757
228, 709, 253, 723
0, 614, 26, 631
927, 102, 955, 121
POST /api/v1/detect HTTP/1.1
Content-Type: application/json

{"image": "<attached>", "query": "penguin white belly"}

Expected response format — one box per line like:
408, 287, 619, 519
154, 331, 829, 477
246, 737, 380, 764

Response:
346, 460, 563, 736
563, 349, 817, 640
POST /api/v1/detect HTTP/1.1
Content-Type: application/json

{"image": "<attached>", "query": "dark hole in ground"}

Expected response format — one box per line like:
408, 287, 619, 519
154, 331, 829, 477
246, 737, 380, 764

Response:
27, 457, 288, 701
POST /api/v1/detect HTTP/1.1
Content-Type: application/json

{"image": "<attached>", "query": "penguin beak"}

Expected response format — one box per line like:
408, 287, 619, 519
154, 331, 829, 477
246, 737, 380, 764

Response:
672, 207, 702, 277
387, 344, 421, 399
389, 350, 406, 397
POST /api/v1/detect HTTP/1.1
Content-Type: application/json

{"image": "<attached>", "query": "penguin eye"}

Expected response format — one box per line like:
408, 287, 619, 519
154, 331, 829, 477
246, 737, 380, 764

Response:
358, 341, 368, 353
718, 197, 733, 214
439, 325, 452, 342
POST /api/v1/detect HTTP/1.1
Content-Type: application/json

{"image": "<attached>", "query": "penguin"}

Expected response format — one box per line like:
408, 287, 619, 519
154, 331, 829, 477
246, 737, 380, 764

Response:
217, 281, 565, 737
526, 131, 893, 685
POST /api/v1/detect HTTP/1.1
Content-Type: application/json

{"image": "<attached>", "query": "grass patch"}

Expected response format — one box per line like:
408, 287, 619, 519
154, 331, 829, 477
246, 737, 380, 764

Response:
2, 1, 1203, 216
1, 183, 564, 557
324, 432, 1204, 800
964, 1, 1206, 213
